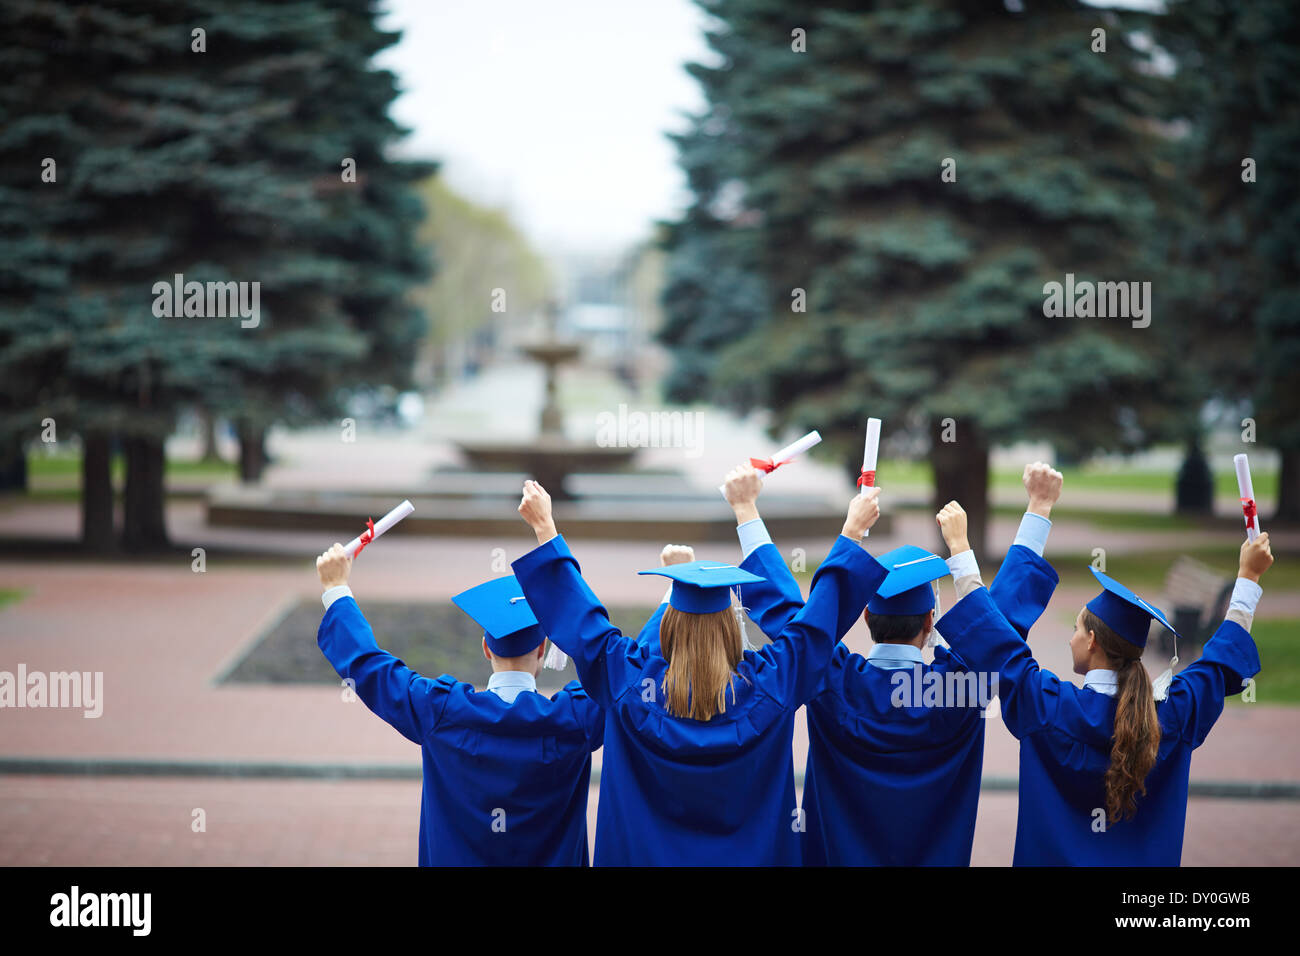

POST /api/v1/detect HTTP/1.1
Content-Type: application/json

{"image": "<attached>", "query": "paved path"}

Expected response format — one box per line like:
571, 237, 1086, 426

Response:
1, 516, 1298, 865
2, 777, 1295, 866
1, 361, 1295, 866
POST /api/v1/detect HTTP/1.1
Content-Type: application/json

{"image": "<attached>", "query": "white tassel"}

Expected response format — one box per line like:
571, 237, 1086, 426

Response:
1149, 650, 1180, 702
734, 597, 757, 653
1152, 633, 1178, 701
543, 640, 568, 672
925, 581, 948, 650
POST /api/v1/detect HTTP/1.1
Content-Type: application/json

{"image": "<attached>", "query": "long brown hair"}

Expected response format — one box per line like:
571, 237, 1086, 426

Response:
1083, 609, 1161, 823
659, 604, 743, 721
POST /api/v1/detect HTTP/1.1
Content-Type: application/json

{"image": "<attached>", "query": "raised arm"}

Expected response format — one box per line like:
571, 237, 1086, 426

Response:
757, 489, 886, 706
987, 462, 1062, 640
633, 545, 694, 650
513, 481, 642, 708
935, 502, 1061, 738
723, 463, 807, 637
1163, 534, 1271, 747
315, 544, 446, 744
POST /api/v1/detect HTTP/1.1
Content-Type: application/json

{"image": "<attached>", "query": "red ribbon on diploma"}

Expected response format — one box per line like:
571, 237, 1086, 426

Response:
751, 457, 791, 474
1241, 497, 1257, 531
353, 517, 377, 556
857, 469, 876, 488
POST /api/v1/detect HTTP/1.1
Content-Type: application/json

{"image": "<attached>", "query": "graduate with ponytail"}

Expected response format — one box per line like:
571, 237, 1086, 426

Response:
933, 502, 1274, 866
511, 479, 886, 865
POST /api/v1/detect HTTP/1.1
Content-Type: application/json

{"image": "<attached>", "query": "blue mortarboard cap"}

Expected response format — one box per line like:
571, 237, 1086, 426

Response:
867, 545, 949, 616
451, 575, 547, 657
1085, 567, 1178, 649
638, 560, 764, 614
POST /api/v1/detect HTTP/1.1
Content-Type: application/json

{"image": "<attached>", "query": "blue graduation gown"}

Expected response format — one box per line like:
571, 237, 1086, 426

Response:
938, 585, 1261, 865
511, 534, 885, 866
317, 596, 604, 866
739, 541, 1058, 865
632, 603, 667, 654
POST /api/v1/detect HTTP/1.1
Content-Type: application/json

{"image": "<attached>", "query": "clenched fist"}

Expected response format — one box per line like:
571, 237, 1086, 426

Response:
661, 544, 696, 566
936, 500, 970, 556
1023, 461, 1063, 517
518, 479, 557, 544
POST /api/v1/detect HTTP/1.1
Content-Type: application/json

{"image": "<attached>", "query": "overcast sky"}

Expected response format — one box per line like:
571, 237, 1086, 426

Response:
375, 0, 716, 257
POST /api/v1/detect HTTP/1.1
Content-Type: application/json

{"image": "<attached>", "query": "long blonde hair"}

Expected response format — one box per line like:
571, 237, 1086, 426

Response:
1084, 609, 1161, 824
659, 604, 743, 721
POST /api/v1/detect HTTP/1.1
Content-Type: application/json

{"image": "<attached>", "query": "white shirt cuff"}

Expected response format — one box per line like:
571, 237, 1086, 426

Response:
1013, 512, 1052, 557
946, 549, 980, 582
1229, 578, 1263, 617
737, 518, 773, 560
322, 585, 354, 610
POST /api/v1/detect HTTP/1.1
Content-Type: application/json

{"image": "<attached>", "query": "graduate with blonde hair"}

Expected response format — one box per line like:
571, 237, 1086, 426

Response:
511, 479, 886, 865
721, 460, 1064, 865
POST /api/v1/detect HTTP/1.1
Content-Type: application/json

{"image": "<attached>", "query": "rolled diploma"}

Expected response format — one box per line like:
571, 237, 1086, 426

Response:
1233, 454, 1260, 541
344, 499, 415, 557
717, 430, 822, 500
858, 418, 882, 537
858, 418, 881, 497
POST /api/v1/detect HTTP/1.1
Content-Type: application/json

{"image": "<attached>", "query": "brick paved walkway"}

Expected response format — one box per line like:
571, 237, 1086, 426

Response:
1, 380, 1297, 866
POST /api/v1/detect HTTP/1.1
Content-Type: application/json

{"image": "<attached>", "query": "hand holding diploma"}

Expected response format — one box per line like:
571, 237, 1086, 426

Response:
857, 418, 882, 536
722, 462, 764, 525
717, 431, 821, 500
1238, 532, 1274, 583
343, 499, 415, 558
316, 543, 352, 590
1234, 454, 1261, 542
842, 486, 881, 540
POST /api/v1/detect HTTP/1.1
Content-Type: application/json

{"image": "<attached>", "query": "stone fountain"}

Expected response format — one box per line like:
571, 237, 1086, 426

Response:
454, 302, 636, 499
205, 306, 862, 543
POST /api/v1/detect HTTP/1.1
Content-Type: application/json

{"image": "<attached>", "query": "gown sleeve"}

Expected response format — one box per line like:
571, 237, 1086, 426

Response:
753, 535, 885, 707
563, 679, 607, 753
737, 542, 807, 638
512, 534, 644, 710
633, 603, 668, 649
987, 543, 1059, 641
938, 586, 1062, 739
317, 595, 448, 744
1161, 618, 1261, 748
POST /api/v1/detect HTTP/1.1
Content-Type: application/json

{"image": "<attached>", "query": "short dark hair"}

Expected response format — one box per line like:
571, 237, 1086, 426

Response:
867, 611, 928, 645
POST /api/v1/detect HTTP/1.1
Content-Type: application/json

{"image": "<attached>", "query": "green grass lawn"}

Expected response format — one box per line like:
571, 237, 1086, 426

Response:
0, 589, 25, 610
876, 456, 1278, 499
1228, 618, 1300, 705
27, 451, 237, 482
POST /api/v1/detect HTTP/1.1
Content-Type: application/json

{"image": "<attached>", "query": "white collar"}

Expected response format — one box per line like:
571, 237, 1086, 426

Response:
1083, 668, 1119, 697
487, 671, 537, 693
867, 643, 925, 670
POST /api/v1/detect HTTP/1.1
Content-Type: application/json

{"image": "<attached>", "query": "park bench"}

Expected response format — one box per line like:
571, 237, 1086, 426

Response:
1152, 556, 1234, 659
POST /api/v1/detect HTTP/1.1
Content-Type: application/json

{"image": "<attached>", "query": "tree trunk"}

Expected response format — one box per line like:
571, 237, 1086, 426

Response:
1277, 447, 1300, 523
199, 408, 223, 463
237, 422, 268, 484
0, 433, 27, 491
1175, 433, 1214, 515
121, 435, 168, 551
930, 418, 990, 557
81, 432, 115, 552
